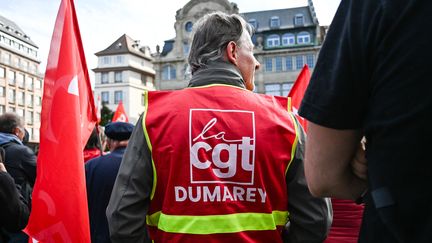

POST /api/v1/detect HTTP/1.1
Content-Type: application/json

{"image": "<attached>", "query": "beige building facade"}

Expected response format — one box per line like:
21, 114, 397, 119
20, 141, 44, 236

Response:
93, 34, 156, 124
0, 15, 43, 143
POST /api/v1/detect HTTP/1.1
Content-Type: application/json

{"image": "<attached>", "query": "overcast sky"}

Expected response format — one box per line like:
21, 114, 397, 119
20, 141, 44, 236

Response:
0, 0, 341, 77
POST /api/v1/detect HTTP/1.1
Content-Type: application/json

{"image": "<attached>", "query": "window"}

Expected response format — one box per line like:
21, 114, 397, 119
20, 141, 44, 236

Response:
183, 42, 190, 56
282, 33, 295, 46
162, 65, 176, 80
294, 14, 304, 26
141, 74, 147, 85
26, 76, 34, 90
306, 54, 315, 68
270, 16, 280, 28
26, 111, 33, 125
265, 58, 273, 72
265, 84, 281, 96
116, 55, 123, 64
101, 72, 109, 84
8, 107, 15, 112
0, 87, 4, 97
0, 67, 4, 78
17, 92, 24, 105
22, 61, 29, 71
275, 57, 283, 72
8, 89, 15, 103
101, 91, 109, 104
17, 108, 24, 118
114, 91, 123, 104
297, 32, 311, 44
34, 128, 40, 140
17, 73, 25, 88
0, 105, 4, 114
102, 56, 110, 64
114, 71, 122, 83
285, 56, 293, 71
265, 83, 294, 96
248, 19, 258, 29
35, 79, 42, 89
185, 21, 193, 32
35, 112, 40, 123
3, 53, 11, 64
36, 96, 41, 106
266, 34, 280, 47
13, 57, 20, 68
7, 70, 15, 85
28, 128, 33, 141
141, 93, 145, 106
296, 55, 304, 70
27, 94, 33, 107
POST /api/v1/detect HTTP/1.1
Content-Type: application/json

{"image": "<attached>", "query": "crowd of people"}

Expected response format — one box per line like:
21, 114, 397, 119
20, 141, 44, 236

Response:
1, 0, 432, 242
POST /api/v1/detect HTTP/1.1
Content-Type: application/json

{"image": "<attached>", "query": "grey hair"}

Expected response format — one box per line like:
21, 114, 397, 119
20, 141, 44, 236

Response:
188, 11, 252, 75
0, 112, 24, 134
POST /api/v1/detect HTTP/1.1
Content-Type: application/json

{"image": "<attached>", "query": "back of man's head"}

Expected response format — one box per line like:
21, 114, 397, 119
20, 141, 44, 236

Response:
188, 11, 252, 74
0, 112, 23, 134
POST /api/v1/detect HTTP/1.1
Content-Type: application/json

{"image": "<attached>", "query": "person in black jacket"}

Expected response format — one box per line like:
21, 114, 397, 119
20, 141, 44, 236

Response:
0, 112, 36, 242
0, 113, 36, 188
0, 147, 29, 242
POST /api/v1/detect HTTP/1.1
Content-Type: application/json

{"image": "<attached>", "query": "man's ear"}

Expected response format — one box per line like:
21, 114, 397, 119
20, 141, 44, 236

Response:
13, 127, 20, 137
225, 41, 238, 65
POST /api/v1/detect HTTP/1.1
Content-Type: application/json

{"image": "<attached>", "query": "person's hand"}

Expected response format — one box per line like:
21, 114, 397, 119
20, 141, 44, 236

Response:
0, 162, 6, 172
351, 141, 367, 180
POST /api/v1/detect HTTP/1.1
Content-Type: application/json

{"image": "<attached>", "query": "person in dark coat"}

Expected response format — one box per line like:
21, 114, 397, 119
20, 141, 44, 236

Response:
0, 147, 29, 242
85, 122, 134, 243
0, 113, 36, 189
0, 112, 36, 243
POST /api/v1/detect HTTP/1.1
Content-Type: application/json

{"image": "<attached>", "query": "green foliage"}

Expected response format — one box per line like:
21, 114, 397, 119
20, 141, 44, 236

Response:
100, 104, 113, 126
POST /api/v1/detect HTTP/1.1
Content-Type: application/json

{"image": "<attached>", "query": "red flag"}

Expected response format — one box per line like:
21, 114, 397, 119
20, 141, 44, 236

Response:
288, 64, 311, 131
24, 0, 96, 242
112, 100, 129, 122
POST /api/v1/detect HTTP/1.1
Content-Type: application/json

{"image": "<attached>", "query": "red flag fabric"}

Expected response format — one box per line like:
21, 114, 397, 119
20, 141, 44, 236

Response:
24, 0, 97, 242
112, 100, 129, 122
288, 64, 311, 131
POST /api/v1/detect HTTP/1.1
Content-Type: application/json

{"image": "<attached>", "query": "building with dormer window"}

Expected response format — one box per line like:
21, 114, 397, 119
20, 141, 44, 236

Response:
153, 0, 325, 95
153, 0, 239, 90
93, 34, 156, 124
0, 15, 43, 143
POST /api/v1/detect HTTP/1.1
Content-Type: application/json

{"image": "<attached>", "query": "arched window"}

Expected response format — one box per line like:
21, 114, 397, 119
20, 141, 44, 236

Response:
162, 65, 176, 80
270, 16, 280, 28
282, 33, 295, 46
185, 21, 193, 32
294, 14, 304, 26
297, 32, 311, 44
266, 34, 280, 47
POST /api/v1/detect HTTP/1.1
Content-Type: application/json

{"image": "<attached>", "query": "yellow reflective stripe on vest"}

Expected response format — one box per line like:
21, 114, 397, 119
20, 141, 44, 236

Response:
142, 90, 157, 200
147, 211, 288, 234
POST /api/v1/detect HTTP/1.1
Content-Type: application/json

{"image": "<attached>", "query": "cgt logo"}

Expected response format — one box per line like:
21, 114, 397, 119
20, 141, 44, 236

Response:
189, 109, 255, 185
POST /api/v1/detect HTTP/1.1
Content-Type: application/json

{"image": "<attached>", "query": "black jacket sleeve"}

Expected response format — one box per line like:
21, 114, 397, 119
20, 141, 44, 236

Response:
283, 121, 333, 243
106, 115, 153, 243
0, 171, 30, 231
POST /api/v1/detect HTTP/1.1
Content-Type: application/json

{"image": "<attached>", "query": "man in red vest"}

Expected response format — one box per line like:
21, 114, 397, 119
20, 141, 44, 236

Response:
107, 11, 331, 242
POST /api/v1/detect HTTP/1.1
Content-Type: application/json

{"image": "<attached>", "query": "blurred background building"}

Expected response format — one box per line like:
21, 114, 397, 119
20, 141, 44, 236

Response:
93, 34, 156, 124
152, 0, 325, 95
0, 15, 43, 145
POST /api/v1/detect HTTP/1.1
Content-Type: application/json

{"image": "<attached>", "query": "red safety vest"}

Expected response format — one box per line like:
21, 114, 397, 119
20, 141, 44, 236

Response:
143, 84, 299, 242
